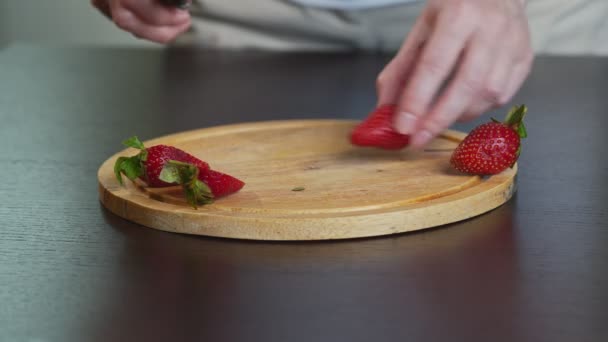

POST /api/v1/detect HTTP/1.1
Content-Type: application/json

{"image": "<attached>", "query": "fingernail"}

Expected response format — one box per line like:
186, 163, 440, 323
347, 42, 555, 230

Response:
412, 130, 434, 148
395, 112, 417, 135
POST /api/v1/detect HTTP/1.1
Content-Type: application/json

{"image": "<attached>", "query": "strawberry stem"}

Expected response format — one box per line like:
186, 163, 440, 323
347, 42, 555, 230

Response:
505, 105, 527, 168
159, 160, 214, 209
504, 105, 528, 139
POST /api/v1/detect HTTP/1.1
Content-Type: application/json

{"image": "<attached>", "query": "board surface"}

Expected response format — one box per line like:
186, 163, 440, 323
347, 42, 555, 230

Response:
98, 120, 517, 240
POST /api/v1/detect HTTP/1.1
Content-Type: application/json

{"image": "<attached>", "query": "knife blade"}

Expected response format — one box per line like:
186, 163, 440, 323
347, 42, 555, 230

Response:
159, 0, 191, 10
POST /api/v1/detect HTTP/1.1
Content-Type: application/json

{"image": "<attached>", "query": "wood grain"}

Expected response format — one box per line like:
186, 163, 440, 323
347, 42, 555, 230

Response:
98, 120, 517, 240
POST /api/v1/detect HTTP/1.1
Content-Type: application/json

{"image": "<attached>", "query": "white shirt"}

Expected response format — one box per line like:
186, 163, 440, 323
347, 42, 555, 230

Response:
288, 0, 419, 11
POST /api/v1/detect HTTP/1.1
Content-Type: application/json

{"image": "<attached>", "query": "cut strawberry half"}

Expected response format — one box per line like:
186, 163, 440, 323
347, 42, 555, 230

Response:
350, 104, 410, 150
159, 161, 245, 208
198, 169, 246, 198
114, 136, 245, 209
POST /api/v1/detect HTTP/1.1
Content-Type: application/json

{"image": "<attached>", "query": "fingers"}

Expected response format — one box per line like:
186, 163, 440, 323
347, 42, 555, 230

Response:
459, 26, 534, 123
457, 41, 512, 122
375, 0, 534, 148
112, 7, 190, 43
410, 32, 496, 147
376, 11, 431, 107
123, 0, 190, 26
93, 0, 191, 44
502, 54, 534, 104
393, 2, 477, 136
131, 20, 191, 44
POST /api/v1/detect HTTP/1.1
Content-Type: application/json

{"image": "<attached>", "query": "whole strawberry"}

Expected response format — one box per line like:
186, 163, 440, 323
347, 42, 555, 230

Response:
350, 104, 410, 150
450, 105, 528, 175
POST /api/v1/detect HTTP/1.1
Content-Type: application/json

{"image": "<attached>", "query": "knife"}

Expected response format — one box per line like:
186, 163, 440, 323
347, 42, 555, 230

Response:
159, 0, 191, 10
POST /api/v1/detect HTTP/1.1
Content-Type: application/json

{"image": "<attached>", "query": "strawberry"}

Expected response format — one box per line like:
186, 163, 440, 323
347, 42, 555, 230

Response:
114, 136, 209, 188
198, 169, 246, 198
450, 105, 528, 175
114, 136, 245, 208
350, 104, 410, 150
159, 161, 245, 206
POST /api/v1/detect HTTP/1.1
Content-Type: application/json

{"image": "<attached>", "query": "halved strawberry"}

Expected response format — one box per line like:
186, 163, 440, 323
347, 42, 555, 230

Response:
350, 104, 410, 150
114, 136, 244, 208
114, 136, 209, 187
198, 169, 246, 198
159, 161, 245, 208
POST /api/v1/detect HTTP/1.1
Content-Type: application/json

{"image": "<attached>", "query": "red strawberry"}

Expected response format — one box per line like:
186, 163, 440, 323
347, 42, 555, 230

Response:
158, 161, 245, 208
114, 136, 245, 208
350, 104, 410, 150
198, 169, 246, 198
114, 136, 209, 188
143, 144, 211, 187
450, 105, 528, 175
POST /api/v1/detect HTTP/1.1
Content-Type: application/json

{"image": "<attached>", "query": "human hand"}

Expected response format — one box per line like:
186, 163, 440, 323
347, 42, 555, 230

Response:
376, 0, 533, 148
91, 0, 192, 44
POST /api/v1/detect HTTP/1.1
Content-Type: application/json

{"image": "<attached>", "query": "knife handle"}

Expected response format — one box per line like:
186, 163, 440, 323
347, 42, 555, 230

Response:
159, 0, 190, 10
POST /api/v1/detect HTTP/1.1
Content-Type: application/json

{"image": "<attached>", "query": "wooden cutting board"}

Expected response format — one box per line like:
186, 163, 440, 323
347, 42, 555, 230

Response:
98, 120, 517, 241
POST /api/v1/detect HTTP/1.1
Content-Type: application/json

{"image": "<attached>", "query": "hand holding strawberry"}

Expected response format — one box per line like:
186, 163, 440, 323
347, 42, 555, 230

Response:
450, 105, 528, 175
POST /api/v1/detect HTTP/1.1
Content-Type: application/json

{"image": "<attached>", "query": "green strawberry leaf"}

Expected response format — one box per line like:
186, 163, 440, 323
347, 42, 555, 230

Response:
114, 157, 128, 185
160, 160, 214, 209
184, 180, 214, 209
504, 106, 516, 124
505, 105, 527, 127
518, 121, 528, 139
504, 105, 528, 140
114, 136, 148, 186
114, 155, 144, 185
122, 136, 146, 150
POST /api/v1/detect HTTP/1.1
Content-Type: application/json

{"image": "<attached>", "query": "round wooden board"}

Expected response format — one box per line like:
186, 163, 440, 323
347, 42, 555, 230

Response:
98, 120, 517, 241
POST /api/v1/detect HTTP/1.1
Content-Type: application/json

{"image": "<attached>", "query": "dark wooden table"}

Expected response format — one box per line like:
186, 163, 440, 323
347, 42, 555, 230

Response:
1, 45, 607, 342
